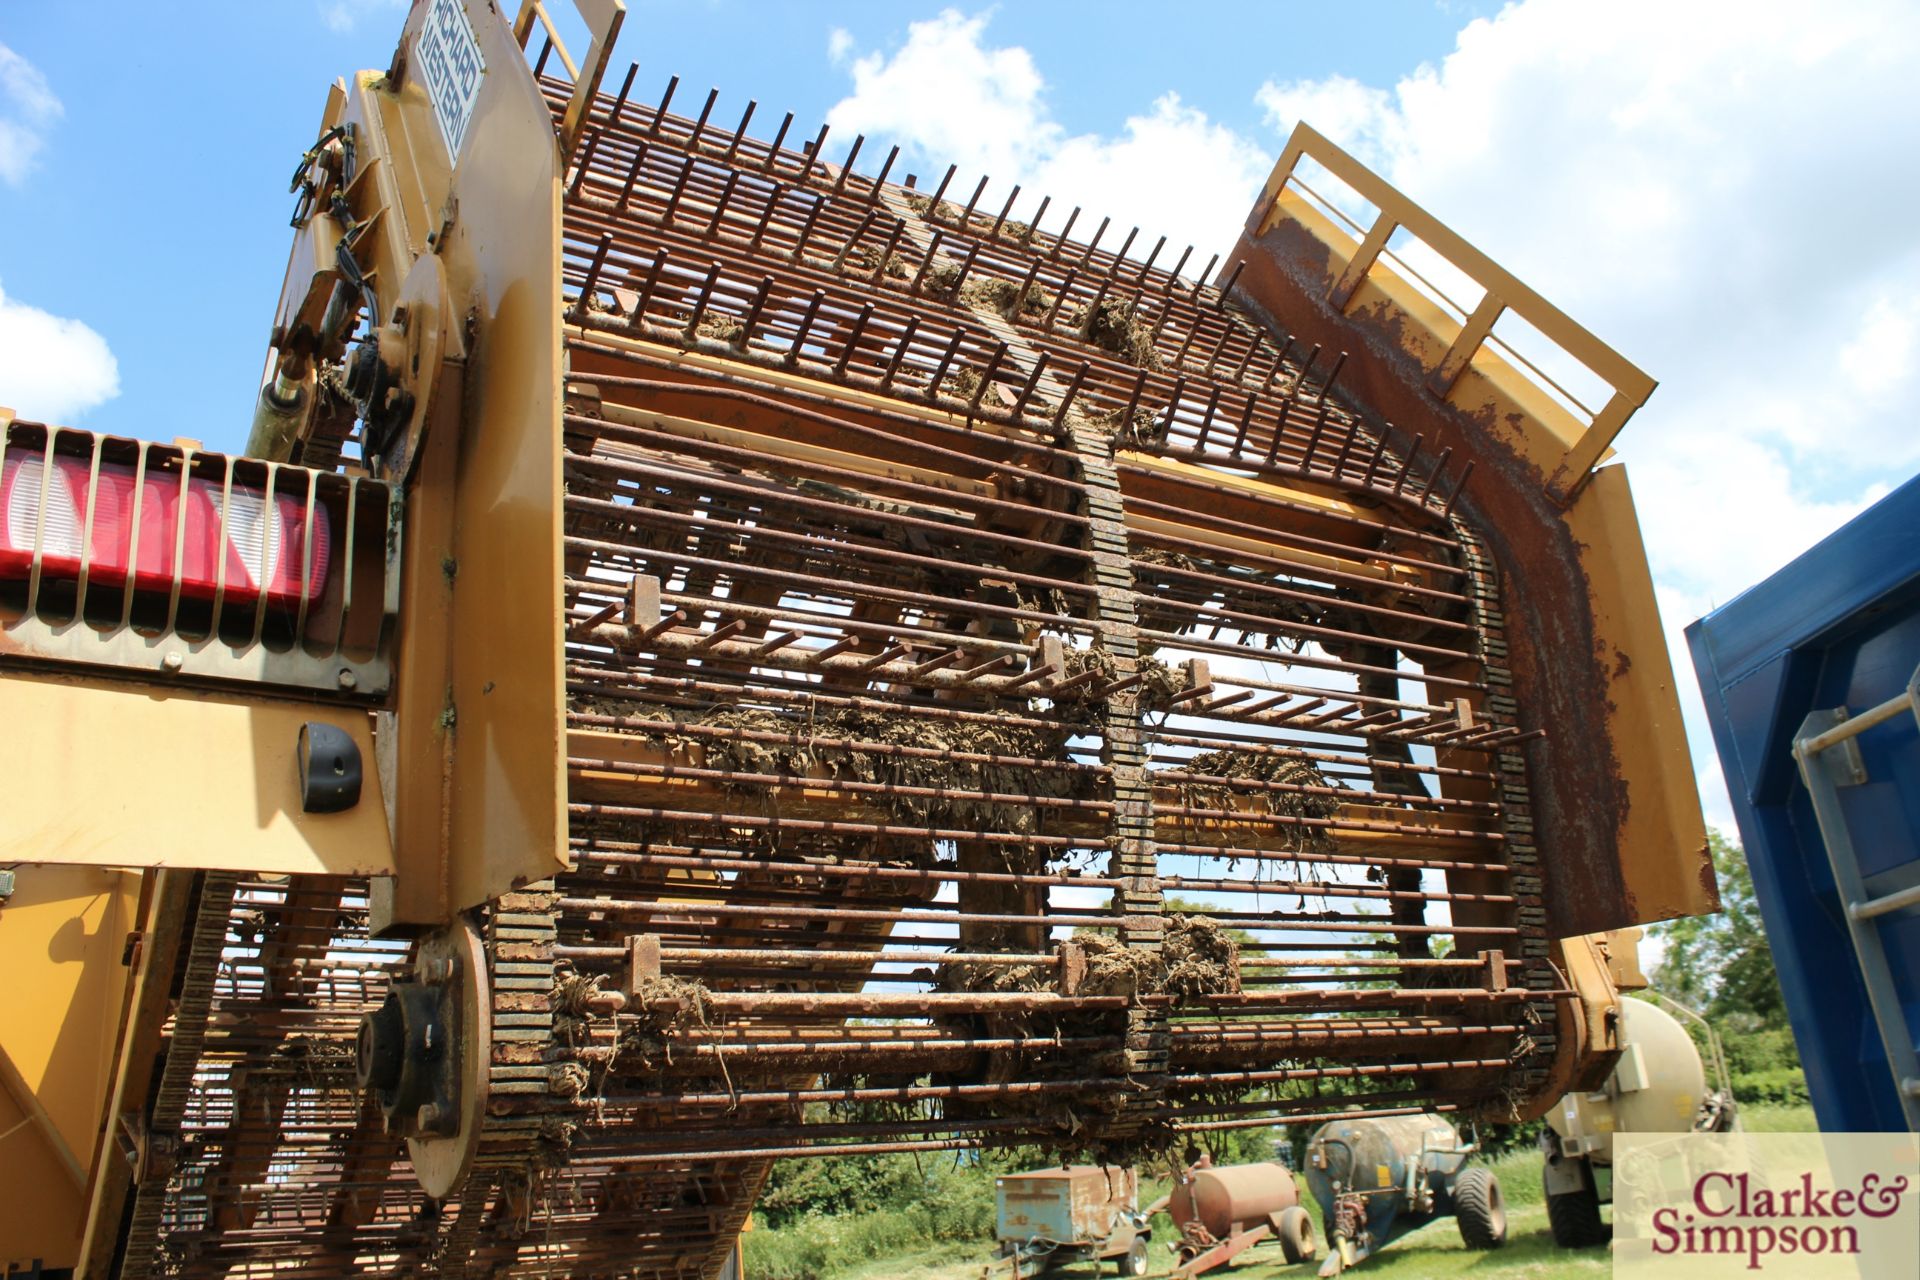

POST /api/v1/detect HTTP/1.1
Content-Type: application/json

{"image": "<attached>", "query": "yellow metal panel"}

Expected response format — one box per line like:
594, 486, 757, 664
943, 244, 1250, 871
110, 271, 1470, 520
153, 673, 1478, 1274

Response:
0, 675, 395, 875
0, 865, 142, 1269
1565, 465, 1713, 923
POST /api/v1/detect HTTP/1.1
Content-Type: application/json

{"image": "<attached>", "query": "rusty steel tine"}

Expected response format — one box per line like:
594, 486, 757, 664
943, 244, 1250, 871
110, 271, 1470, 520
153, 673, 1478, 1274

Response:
791, 192, 827, 258
1230, 396, 1257, 455
1263, 336, 1297, 392
571, 231, 614, 323
750, 631, 804, 658
1362, 429, 1392, 486
1095, 673, 1146, 697
833, 304, 874, 379
1138, 236, 1166, 285
1077, 275, 1113, 339
1230, 336, 1259, 384
1029, 194, 1051, 236
957, 654, 1019, 681
1417, 447, 1453, 503
1121, 366, 1150, 425
739, 275, 774, 341
685, 260, 724, 336
640, 609, 688, 642
534, 37, 554, 79
968, 343, 1009, 414
833, 207, 879, 269
1003, 662, 1059, 690
908, 648, 963, 678
1114, 225, 1140, 270
871, 144, 899, 196
652, 74, 679, 134
1188, 253, 1218, 294
809, 635, 860, 662
1011, 353, 1050, 418
611, 61, 638, 127
1392, 434, 1425, 494
1290, 344, 1323, 400
961, 174, 989, 224
929, 163, 957, 211
1168, 243, 1195, 287
618, 137, 650, 209
880, 316, 919, 390
1078, 214, 1110, 268
691, 87, 718, 144
874, 218, 906, 283
1195, 386, 1222, 450
724, 99, 756, 162
989, 185, 1020, 238
804, 123, 830, 182
834, 134, 864, 193
706, 170, 740, 237
1052, 363, 1089, 427
1042, 267, 1079, 330
856, 643, 912, 674
1441, 459, 1476, 517
786, 291, 824, 365
910, 230, 947, 294
768, 110, 793, 162
1173, 318, 1203, 367
748, 181, 781, 250
1052, 205, 1081, 257
1214, 258, 1247, 306
948, 242, 981, 294
631, 249, 673, 328
1319, 349, 1349, 395
661, 153, 694, 223
692, 618, 747, 651
1300, 398, 1329, 468
927, 324, 966, 393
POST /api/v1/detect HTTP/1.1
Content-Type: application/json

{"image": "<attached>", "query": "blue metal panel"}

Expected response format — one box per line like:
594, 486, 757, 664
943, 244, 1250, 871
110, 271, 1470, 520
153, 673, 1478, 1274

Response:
1688, 472, 1920, 1133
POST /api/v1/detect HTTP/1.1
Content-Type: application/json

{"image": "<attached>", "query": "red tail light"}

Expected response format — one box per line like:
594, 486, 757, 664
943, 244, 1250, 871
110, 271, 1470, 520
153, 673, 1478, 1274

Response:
0, 447, 331, 607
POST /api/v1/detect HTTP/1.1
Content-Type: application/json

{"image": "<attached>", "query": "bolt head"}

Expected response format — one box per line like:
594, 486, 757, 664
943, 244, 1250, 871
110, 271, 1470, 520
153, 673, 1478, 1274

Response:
337, 668, 358, 690
161, 652, 184, 673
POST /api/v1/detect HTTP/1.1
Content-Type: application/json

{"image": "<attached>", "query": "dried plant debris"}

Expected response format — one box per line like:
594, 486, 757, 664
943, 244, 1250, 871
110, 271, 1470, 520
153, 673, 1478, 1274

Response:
1160, 914, 1243, 1000
602, 703, 1092, 836
1173, 747, 1339, 852
958, 276, 1053, 321
939, 366, 981, 401
922, 260, 963, 301
1075, 297, 1162, 368
694, 314, 744, 343
1084, 402, 1167, 449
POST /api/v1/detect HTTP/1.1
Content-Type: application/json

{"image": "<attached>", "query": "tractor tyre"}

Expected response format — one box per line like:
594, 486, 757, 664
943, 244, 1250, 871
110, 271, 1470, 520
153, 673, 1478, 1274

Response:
1455, 1167, 1508, 1249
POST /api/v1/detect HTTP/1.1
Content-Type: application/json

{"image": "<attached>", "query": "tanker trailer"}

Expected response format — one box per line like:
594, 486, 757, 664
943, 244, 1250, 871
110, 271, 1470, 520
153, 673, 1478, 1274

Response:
1541, 989, 1736, 1246
1149, 1157, 1317, 1276
0, 1, 1716, 1275
1304, 1114, 1503, 1275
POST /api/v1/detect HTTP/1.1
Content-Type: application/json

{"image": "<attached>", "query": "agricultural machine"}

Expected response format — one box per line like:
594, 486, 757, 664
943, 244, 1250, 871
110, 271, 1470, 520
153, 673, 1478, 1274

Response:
0, 0, 1714, 1274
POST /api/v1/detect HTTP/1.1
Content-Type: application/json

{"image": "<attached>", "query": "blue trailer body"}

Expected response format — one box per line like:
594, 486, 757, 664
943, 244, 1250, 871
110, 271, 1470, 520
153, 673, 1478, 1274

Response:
1687, 473, 1920, 1132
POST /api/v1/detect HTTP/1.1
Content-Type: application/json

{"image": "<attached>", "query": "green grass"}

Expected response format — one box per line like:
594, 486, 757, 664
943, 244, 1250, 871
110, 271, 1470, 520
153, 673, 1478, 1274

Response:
746, 1107, 1822, 1280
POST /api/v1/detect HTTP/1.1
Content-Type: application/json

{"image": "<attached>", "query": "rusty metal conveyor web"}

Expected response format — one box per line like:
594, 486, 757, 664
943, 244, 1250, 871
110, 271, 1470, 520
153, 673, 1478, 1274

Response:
135, 67, 1561, 1279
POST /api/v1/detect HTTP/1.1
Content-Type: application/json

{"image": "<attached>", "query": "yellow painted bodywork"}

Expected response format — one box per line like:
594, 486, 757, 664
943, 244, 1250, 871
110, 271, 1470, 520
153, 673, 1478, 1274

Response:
0, 674, 394, 876
0, 866, 142, 1269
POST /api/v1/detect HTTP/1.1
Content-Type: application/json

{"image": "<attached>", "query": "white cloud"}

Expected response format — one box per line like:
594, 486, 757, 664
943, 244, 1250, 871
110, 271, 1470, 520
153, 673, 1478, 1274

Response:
826, 10, 1271, 265
0, 43, 61, 185
1255, 0, 1920, 848
825, 2, 1920, 863
827, 27, 855, 67
319, 0, 406, 35
0, 280, 121, 424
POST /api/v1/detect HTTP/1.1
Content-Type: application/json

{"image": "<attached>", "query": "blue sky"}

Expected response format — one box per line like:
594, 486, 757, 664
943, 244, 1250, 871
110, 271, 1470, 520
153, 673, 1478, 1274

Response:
5, 0, 1920, 833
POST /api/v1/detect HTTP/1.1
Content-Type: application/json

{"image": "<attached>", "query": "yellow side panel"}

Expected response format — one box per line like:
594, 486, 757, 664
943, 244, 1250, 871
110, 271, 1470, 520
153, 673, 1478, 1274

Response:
0, 675, 395, 875
0, 866, 141, 1269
